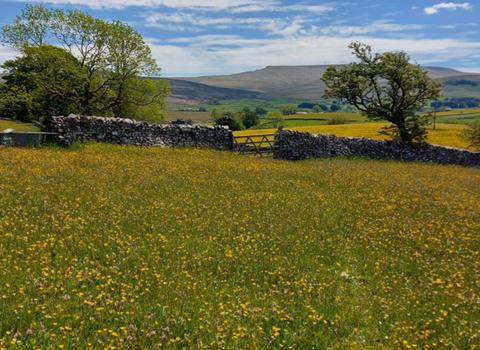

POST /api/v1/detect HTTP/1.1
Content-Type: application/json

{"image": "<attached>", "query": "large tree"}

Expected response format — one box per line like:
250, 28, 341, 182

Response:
0, 45, 86, 124
0, 5, 169, 124
211, 106, 245, 131
321, 42, 442, 142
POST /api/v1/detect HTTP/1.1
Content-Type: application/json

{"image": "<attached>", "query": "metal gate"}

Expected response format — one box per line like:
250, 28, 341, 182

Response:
233, 132, 282, 158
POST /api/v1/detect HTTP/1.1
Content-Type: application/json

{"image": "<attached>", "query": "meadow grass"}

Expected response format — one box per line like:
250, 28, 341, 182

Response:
235, 123, 471, 149
0, 143, 479, 349
0, 120, 39, 132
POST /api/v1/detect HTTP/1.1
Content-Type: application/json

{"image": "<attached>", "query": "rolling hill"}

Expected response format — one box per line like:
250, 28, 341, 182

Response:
3, 66, 480, 106
168, 65, 480, 103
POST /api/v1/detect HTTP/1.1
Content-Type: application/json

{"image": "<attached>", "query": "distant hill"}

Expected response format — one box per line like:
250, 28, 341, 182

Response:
165, 78, 262, 105
172, 65, 332, 99
169, 65, 480, 102
3, 67, 480, 105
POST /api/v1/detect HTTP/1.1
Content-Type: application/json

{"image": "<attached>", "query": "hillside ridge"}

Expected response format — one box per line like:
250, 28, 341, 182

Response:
167, 65, 480, 102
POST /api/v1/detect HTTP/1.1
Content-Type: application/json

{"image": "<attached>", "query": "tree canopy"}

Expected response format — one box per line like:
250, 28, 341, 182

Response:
0, 5, 169, 124
211, 106, 245, 131
322, 42, 443, 142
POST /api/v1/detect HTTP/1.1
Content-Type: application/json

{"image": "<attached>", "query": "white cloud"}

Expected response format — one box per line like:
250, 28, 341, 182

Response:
424, 2, 473, 15
230, 4, 334, 14
146, 32, 480, 76
0, 47, 17, 64
7, 0, 335, 14
318, 21, 425, 36
6, 0, 277, 10
142, 11, 313, 37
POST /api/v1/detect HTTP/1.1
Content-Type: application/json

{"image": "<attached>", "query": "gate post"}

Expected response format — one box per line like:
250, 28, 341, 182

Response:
274, 127, 283, 159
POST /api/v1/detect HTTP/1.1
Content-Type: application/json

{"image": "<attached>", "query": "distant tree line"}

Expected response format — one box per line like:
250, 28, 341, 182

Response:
444, 79, 478, 87
431, 97, 480, 109
297, 102, 343, 112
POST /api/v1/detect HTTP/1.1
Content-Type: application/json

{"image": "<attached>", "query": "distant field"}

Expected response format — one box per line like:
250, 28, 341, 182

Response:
422, 108, 480, 124
165, 111, 212, 123
0, 120, 39, 132
1, 143, 479, 348
432, 108, 480, 117
235, 123, 471, 149
284, 112, 364, 121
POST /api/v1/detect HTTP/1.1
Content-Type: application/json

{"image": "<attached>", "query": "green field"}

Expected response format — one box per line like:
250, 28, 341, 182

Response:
0, 120, 39, 132
1, 143, 479, 349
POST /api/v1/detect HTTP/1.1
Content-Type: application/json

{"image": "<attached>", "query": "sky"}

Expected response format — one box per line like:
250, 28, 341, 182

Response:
0, 0, 479, 77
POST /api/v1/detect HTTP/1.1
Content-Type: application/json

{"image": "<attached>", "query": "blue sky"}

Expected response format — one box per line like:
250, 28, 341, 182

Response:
0, 0, 479, 77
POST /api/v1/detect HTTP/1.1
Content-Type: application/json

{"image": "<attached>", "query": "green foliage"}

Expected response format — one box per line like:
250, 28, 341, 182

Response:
463, 118, 480, 150
0, 5, 169, 123
266, 111, 285, 128
0, 45, 87, 124
379, 115, 430, 142
312, 105, 322, 113
327, 116, 350, 125
240, 110, 260, 129
281, 105, 296, 116
211, 106, 245, 131
322, 42, 443, 142
255, 107, 268, 115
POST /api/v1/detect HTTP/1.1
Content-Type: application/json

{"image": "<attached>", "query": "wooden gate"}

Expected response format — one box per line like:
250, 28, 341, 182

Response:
233, 132, 282, 158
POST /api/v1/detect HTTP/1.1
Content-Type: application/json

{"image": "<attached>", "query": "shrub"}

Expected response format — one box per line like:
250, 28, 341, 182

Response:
327, 116, 350, 125
463, 118, 480, 150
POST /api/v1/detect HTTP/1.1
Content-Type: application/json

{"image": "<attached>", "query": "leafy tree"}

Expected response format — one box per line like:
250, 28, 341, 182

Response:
312, 105, 322, 113
211, 106, 245, 131
0, 4, 169, 123
255, 107, 268, 116
463, 118, 480, 150
266, 111, 285, 128
0, 45, 86, 124
281, 105, 296, 116
319, 104, 328, 111
322, 42, 442, 142
241, 110, 260, 129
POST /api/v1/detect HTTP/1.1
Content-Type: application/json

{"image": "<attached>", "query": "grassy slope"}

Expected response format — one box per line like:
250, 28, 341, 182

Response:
0, 144, 479, 349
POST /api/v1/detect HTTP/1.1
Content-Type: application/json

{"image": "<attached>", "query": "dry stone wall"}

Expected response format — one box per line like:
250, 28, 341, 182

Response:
49, 115, 480, 167
278, 129, 480, 167
50, 114, 233, 149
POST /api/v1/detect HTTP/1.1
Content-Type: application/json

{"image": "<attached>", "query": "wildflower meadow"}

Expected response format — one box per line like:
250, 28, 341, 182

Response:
0, 143, 479, 349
